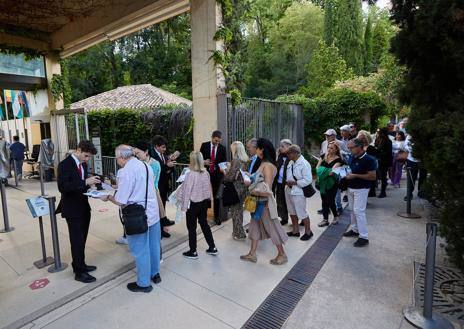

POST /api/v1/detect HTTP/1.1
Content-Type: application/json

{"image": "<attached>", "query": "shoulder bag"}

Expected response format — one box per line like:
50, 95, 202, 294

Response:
121, 162, 149, 235
292, 165, 316, 198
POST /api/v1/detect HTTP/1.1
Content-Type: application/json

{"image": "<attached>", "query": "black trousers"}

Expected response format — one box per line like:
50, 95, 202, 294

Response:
276, 183, 288, 223
378, 166, 389, 194
210, 173, 223, 220
66, 213, 91, 274
407, 160, 428, 197
186, 200, 215, 252
321, 185, 339, 220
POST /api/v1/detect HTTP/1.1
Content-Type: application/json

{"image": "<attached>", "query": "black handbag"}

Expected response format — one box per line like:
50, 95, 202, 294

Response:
292, 164, 316, 198
121, 162, 149, 235
222, 181, 240, 207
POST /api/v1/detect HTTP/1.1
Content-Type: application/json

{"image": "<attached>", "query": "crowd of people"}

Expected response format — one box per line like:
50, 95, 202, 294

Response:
56, 119, 426, 293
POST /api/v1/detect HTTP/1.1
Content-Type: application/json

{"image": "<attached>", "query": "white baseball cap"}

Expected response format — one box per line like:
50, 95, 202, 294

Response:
324, 129, 337, 136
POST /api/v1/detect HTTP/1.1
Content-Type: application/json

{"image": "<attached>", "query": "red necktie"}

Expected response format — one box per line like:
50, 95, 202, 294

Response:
210, 145, 216, 172
77, 163, 83, 179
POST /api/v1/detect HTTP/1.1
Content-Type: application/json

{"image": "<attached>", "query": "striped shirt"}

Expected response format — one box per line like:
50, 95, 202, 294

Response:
177, 170, 212, 211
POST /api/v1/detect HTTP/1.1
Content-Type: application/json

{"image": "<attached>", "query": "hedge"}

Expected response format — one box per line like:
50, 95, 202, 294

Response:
87, 105, 193, 163
278, 88, 388, 148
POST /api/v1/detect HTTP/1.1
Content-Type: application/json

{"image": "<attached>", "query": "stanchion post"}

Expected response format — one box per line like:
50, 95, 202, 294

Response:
39, 162, 45, 196
45, 196, 67, 273
0, 179, 14, 233
13, 159, 18, 187
398, 167, 421, 219
403, 223, 453, 328
33, 215, 54, 269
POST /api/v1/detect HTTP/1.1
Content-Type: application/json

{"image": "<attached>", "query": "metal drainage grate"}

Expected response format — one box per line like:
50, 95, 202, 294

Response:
414, 262, 464, 325
242, 212, 351, 329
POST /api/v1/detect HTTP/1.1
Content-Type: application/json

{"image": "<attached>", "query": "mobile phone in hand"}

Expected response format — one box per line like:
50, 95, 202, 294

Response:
170, 151, 181, 160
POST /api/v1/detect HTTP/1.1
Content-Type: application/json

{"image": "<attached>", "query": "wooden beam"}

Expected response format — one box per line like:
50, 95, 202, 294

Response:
52, 0, 189, 54
0, 33, 51, 53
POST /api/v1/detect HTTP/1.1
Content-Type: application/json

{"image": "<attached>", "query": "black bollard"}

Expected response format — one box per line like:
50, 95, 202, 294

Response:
397, 167, 421, 219
45, 196, 68, 273
13, 159, 18, 187
403, 223, 453, 328
0, 179, 14, 233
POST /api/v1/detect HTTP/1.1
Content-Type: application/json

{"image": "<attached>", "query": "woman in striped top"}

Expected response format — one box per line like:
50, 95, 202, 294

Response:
177, 151, 218, 259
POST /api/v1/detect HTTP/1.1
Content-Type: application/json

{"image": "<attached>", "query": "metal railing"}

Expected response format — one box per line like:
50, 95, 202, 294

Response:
101, 156, 187, 194
223, 96, 304, 150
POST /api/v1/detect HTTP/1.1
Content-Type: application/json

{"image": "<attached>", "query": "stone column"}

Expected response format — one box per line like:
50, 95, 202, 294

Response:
44, 53, 64, 168
190, 0, 226, 150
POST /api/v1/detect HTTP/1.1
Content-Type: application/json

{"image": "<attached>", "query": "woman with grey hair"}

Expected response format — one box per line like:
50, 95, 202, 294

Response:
103, 145, 161, 293
223, 141, 249, 240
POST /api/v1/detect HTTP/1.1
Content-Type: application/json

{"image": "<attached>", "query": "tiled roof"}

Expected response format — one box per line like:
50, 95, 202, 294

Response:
70, 84, 192, 112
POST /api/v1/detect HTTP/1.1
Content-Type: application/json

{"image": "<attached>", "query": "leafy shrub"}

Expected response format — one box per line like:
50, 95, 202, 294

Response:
279, 88, 388, 148
87, 105, 193, 163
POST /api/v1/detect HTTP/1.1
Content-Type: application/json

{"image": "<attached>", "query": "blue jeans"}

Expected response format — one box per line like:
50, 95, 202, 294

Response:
336, 188, 342, 209
126, 221, 161, 287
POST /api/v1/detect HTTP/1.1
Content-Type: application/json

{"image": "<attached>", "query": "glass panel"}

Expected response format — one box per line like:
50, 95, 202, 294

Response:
0, 53, 45, 77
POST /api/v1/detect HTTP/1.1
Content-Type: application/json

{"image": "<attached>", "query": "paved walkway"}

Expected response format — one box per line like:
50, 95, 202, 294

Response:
1, 176, 458, 329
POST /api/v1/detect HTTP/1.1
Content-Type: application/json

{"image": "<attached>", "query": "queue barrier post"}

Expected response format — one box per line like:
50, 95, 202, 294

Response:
403, 223, 453, 328
0, 179, 14, 233
45, 195, 68, 273
397, 166, 421, 219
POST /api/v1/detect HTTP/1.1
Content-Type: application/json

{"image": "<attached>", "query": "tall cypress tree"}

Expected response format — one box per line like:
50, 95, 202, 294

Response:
333, 0, 364, 74
363, 9, 374, 74
323, 0, 336, 46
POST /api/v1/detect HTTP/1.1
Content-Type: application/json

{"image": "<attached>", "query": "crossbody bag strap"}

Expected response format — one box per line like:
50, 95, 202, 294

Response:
291, 164, 298, 182
144, 163, 149, 210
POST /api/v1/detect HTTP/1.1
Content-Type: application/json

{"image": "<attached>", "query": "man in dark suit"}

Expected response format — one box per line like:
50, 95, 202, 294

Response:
200, 130, 227, 225
273, 139, 292, 225
246, 138, 262, 174
152, 135, 176, 238
57, 140, 100, 283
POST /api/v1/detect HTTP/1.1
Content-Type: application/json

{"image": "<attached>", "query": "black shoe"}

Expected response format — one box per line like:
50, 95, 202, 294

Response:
299, 221, 305, 226
280, 220, 288, 225
84, 265, 97, 272
343, 230, 359, 237
161, 217, 175, 227
300, 231, 314, 241
183, 250, 199, 259
75, 272, 96, 283
337, 207, 344, 214
206, 247, 218, 255
287, 231, 300, 237
214, 218, 222, 225
343, 195, 348, 203
377, 192, 386, 198
246, 228, 249, 233
161, 230, 171, 238
127, 282, 153, 293
152, 273, 162, 284
317, 209, 323, 214
368, 192, 376, 197
353, 238, 369, 247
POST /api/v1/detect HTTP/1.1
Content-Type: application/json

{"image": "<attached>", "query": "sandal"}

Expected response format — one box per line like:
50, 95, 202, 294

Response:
318, 219, 329, 227
240, 254, 257, 263
270, 254, 288, 265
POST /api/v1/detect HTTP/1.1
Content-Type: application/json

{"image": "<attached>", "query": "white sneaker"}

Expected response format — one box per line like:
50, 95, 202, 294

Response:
115, 236, 128, 245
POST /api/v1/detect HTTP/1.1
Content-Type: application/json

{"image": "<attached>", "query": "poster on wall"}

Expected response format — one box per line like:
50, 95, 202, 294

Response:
92, 137, 103, 175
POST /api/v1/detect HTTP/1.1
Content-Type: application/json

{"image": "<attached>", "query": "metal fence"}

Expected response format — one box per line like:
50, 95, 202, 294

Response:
223, 96, 304, 150
101, 156, 187, 193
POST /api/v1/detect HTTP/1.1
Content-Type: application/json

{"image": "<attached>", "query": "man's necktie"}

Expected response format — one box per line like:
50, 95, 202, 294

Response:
210, 145, 216, 172
77, 163, 83, 180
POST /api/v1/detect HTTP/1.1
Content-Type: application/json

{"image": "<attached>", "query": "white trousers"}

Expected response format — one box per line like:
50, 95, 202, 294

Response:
348, 188, 369, 239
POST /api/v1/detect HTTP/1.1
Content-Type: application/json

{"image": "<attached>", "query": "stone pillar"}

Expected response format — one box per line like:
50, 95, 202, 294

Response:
44, 53, 64, 168
190, 0, 226, 150
45, 53, 63, 112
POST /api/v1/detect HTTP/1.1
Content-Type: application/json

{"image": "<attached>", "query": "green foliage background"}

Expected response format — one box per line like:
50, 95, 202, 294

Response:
391, 0, 464, 270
